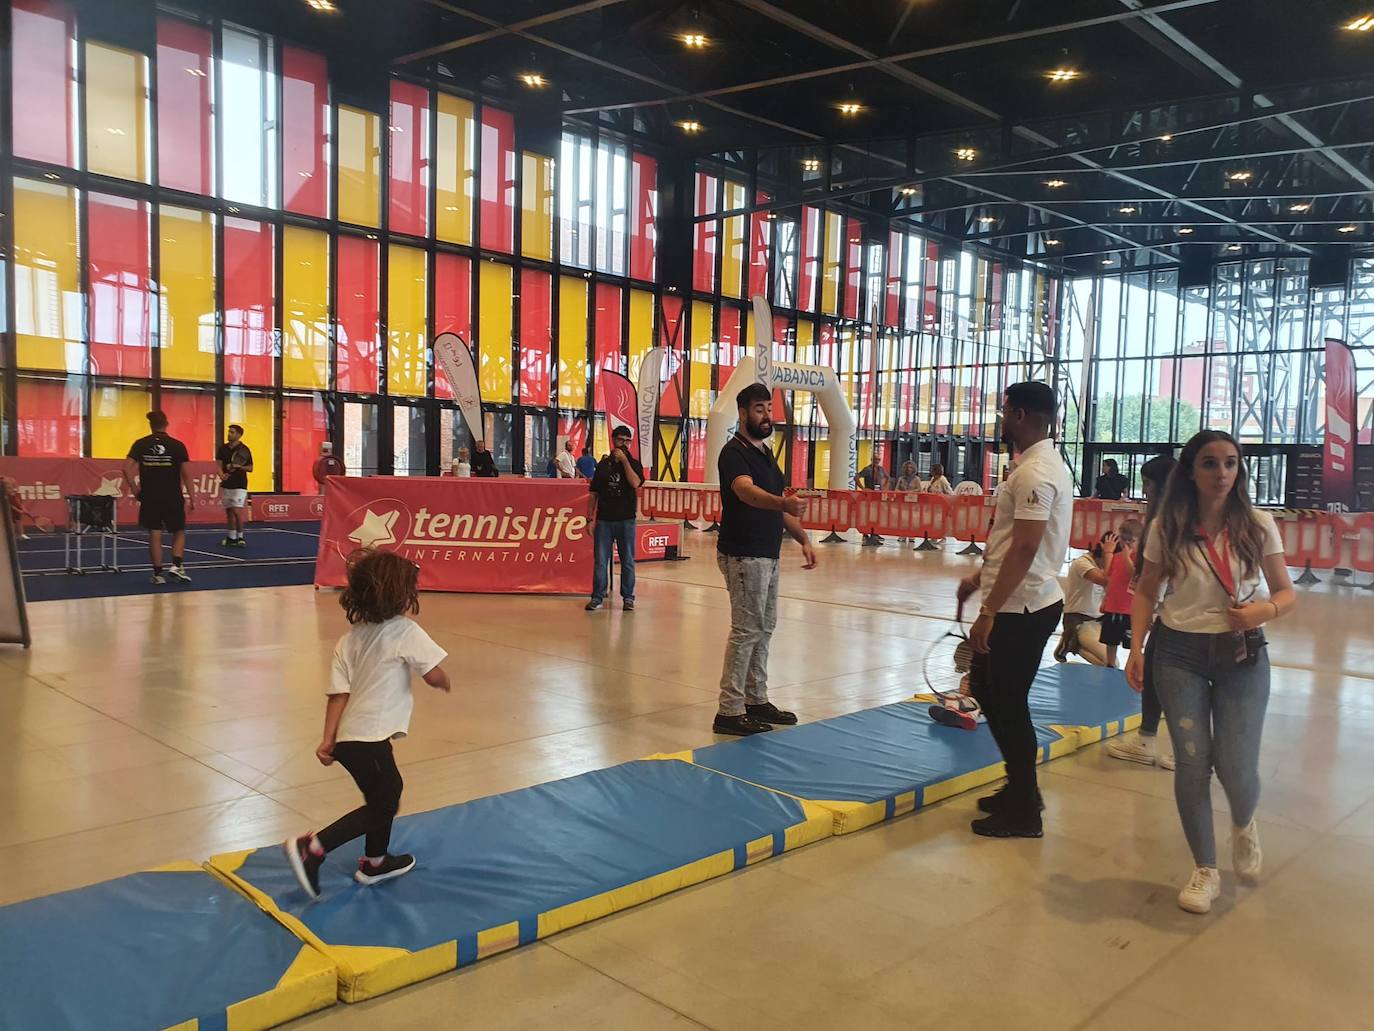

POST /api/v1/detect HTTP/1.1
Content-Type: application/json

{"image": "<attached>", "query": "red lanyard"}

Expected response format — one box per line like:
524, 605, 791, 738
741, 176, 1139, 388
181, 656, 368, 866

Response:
1196, 527, 1236, 599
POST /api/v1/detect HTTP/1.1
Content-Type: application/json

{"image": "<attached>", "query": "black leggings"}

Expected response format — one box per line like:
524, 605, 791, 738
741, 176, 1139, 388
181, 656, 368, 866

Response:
317, 739, 403, 858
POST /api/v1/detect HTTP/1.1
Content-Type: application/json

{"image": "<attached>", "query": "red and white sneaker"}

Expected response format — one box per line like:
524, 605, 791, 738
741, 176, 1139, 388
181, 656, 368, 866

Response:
929, 695, 982, 731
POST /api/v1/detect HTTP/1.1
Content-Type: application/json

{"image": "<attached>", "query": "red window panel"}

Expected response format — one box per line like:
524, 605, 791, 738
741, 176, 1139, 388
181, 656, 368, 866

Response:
923, 240, 940, 333
629, 152, 657, 282
223, 217, 275, 387
433, 252, 471, 401
686, 422, 707, 483
658, 295, 684, 418
790, 431, 810, 488
160, 389, 215, 460
282, 47, 328, 217
817, 322, 835, 370
558, 415, 589, 455
16, 378, 82, 457
885, 230, 903, 326
388, 80, 429, 237
479, 106, 516, 253
692, 173, 717, 294
520, 269, 552, 407
336, 235, 380, 394
87, 193, 151, 379
843, 218, 862, 320
798, 206, 819, 313
592, 282, 623, 412
12, 0, 73, 167
770, 314, 790, 422
156, 19, 213, 196
717, 304, 742, 389
284, 394, 329, 494
748, 191, 771, 301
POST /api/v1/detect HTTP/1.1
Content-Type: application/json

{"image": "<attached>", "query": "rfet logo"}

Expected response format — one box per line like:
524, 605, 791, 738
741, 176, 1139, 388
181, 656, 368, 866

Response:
339, 499, 589, 567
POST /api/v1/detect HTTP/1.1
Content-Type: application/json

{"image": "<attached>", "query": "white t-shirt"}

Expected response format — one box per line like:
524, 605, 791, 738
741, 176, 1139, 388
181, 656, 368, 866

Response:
328, 617, 447, 742
1143, 511, 1285, 634
923, 475, 953, 496
555, 450, 577, 477
1063, 555, 1104, 617
981, 438, 1074, 614
451, 460, 471, 478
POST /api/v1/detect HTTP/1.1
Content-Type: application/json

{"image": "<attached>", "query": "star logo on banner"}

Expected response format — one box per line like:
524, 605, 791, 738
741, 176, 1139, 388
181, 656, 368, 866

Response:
348, 508, 400, 550
93, 474, 125, 496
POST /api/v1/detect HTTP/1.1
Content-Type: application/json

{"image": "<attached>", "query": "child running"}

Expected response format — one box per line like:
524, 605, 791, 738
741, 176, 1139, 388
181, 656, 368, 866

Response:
286, 551, 451, 899
1098, 519, 1143, 668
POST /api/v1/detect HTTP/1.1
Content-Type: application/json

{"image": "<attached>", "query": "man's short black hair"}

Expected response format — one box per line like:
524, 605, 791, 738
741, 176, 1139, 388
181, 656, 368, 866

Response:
228, 423, 244, 434
1103, 458, 1118, 471
146, 410, 168, 431
1003, 382, 1057, 421
1140, 454, 1177, 490
581, 447, 591, 455
612, 425, 633, 439
736, 382, 771, 408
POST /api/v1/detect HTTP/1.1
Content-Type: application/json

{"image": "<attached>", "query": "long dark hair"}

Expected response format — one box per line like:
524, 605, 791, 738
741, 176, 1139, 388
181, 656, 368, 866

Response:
1153, 431, 1267, 583
341, 550, 420, 624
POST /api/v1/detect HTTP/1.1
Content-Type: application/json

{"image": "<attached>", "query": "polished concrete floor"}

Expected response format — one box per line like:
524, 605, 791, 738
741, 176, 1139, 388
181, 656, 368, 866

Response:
4, 530, 1373, 1030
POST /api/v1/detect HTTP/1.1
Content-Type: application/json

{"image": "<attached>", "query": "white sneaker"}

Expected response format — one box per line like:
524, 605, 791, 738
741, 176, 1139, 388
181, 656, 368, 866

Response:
1159, 750, 1176, 771
1232, 819, 1262, 881
1107, 732, 1157, 766
1178, 866, 1222, 914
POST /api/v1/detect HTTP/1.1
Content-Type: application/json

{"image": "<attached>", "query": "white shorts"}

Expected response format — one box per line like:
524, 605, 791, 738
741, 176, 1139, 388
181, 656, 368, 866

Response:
221, 488, 248, 509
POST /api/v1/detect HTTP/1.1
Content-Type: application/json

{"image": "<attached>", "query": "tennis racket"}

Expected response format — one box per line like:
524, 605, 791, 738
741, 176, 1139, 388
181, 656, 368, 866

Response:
31, 515, 55, 533
921, 604, 976, 703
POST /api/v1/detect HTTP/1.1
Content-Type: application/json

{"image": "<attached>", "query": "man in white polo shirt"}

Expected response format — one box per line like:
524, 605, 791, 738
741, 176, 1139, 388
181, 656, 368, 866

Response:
956, 381, 1073, 839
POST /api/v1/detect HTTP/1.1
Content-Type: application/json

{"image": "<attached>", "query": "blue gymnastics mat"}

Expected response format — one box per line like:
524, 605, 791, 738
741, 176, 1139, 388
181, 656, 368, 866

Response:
1027, 662, 1143, 745
0, 863, 336, 1031
677, 701, 1070, 834
209, 758, 831, 1003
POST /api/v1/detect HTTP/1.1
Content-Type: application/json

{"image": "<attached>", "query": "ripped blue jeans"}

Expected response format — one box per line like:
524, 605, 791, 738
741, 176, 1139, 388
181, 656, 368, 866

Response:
1151, 623, 1271, 868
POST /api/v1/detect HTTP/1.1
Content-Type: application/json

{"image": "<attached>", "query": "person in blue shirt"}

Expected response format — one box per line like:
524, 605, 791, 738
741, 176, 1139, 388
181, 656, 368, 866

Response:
576, 447, 598, 479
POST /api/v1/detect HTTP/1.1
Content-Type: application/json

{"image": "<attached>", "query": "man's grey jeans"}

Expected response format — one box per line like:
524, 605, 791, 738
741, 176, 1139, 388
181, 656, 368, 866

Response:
717, 554, 780, 715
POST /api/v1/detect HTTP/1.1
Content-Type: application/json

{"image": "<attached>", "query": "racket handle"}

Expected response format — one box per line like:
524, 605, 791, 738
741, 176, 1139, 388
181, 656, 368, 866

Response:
956, 599, 964, 621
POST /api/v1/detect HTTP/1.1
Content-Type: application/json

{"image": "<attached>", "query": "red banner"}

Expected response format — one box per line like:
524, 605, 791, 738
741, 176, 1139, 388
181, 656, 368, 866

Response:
1325, 338, 1357, 508
0, 456, 226, 526
250, 494, 326, 521
315, 477, 593, 593
601, 369, 638, 435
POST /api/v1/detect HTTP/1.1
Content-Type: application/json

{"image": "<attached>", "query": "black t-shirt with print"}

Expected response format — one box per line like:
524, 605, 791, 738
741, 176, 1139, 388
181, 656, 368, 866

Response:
128, 433, 189, 498
717, 435, 786, 559
216, 442, 253, 490
589, 450, 644, 522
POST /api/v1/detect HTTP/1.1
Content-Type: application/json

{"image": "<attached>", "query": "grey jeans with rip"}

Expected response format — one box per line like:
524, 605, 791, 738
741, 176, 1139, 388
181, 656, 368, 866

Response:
717, 554, 781, 716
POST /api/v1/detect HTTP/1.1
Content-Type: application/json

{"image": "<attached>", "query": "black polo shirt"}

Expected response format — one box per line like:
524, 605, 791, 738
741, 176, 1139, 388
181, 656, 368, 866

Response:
127, 433, 189, 498
1094, 472, 1128, 500
717, 435, 786, 559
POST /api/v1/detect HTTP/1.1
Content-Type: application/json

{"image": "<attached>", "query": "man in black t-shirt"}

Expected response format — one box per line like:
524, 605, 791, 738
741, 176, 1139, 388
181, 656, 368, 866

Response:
216, 423, 254, 549
123, 410, 195, 586
1093, 459, 1129, 500
471, 440, 499, 478
713, 383, 817, 736
585, 425, 644, 611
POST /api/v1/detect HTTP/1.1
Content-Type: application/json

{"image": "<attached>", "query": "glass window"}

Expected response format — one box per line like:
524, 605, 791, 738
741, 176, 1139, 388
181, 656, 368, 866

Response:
434, 252, 471, 401
478, 261, 513, 402
343, 400, 379, 475
388, 81, 429, 237
521, 152, 554, 261
282, 47, 329, 217
12, 0, 74, 167
90, 382, 151, 459
799, 206, 820, 313
17, 376, 83, 456
774, 215, 798, 310
627, 287, 655, 381
483, 410, 515, 473
157, 19, 214, 196
158, 206, 217, 382
161, 388, 216, 460
336, 235, 380, 394
479, 106, 516, 253
224, 390, 274, 491
593, 282, 623, 412
630, 152, 657, 282
720, 180, 747, 299
14, 179, 81, 372
558, 276, 589, 410
223, 217, 275, 387
87, 193, 152, 379
843, 219, 862, 320
748, 191, 771, 301
281, 225, 330, 390
820, 212, 843, 315
688, 300, 713, 419
392, 405, 427, 476
559, 133, 594, 269
220, 26, 278, 208
520, 269, 552, 406
595, 138, 628, 276
338, 105, 381, 228
717, 304, 742, 384
693, 173, 717, 293
659, 297, 684, 418
85, 41, 150, 183
435, 94, 475, 245
387, 245, 428, 397
283, 394, 329, 494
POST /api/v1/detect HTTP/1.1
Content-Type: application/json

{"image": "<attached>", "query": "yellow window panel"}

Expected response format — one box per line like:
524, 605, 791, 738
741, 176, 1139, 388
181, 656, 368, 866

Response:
435, 93, 474, 245
282, 226, 330, 390
159, 206, 217, 382
521, 152, 554, 261
655, 424, 679, 482
814, 439, 830, 489
225, 392, 274, 492
13, 179, 80, 372
721, 180, 746, 299
558, 276, 589, 410
626, 289, 655, 381
478, 262, 513, 403
90, 384, 152, 459
388, 245, 428, 397
338, 105, 381, 228
821, 211, 842, 315
85, 42, 149, 183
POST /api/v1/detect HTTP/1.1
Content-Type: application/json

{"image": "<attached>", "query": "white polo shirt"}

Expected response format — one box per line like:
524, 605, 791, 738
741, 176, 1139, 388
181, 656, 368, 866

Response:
981, 437, 1074, 614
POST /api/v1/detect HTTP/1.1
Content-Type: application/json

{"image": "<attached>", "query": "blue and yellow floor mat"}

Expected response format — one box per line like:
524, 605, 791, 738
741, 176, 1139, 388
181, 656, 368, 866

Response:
0, 863, 336, 1031
209, 759, 830, 1003
1026, 663, 1143, 746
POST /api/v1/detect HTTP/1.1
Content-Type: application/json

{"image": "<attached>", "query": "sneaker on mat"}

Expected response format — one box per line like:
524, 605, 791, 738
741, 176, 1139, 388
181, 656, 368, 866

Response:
1178, 866, 1221, 914
285, 834, 323, 899
713, 713, 774, 736
355, 853, 416, 885
746, 701, 797, 725
1107, 732, 1158, 766
166, 565, 192, 583
929, 704, 978, 731
1232, 819, 1262, 881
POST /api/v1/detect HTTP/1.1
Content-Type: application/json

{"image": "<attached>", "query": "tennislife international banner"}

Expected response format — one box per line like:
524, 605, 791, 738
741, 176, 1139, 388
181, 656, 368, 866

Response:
434, 332, 483, 441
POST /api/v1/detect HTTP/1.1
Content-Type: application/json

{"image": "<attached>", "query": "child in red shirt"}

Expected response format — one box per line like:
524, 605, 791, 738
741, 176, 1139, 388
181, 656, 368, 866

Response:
1098, 518, 1143, 668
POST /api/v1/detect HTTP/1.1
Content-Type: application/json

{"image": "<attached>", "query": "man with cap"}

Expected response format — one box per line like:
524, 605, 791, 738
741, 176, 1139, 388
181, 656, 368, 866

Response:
585, 424, 644, 612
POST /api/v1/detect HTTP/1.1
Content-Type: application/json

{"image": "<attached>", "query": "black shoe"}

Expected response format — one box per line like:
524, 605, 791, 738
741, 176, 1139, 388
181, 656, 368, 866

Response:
712, 713, 774, 736
623, 599, 635, 611
232, 537, 247, 548
354, 853, 416, 885
585, 599, 603, 611
746, 702, 798, 726
285, 834, 323, 898
971, 810, 1044, 838
220, 536, 234, 547
977, 785, 1046, 814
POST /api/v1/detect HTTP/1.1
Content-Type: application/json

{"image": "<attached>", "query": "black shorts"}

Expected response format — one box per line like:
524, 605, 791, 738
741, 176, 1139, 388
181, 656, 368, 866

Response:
1099, 611, 1132, 647
138, 494, 187, 532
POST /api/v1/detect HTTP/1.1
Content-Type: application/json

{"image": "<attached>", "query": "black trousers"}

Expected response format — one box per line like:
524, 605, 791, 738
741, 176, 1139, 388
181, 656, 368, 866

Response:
969, 601, 1064, 806
317, 739, 403, 858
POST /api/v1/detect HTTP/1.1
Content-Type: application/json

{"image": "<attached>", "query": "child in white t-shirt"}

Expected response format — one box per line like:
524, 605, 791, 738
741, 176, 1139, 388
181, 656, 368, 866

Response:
286, 550, 450, 899
1056, 530, 1113, 663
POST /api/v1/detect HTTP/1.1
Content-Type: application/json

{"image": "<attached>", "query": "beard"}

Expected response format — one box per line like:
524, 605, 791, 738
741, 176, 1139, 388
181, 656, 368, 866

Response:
744, 414, 773, 440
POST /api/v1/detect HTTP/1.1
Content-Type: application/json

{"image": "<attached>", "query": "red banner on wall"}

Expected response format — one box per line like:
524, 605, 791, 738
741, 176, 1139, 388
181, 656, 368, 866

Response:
250, 494, 327, 521
315, 477, 593, 593
1325, 338, 1357, 508
0, 456, 226, 526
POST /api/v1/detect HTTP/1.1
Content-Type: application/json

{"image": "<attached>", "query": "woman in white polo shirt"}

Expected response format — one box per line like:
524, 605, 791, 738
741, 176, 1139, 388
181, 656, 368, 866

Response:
1127, 430, 1295, 915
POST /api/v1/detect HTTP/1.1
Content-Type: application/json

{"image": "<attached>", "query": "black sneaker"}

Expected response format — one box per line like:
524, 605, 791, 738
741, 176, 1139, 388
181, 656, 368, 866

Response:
712, 713, 774, 736
971, 810, 1044, 839
285, 834, 323, 898
354, 853, 416, 885
231, 537, 247, 549
585, 599, 603, 611
977, 785, 1046, 814
220, 536, 234, 547
746, 702, 798, 726
623, 599, 635, 611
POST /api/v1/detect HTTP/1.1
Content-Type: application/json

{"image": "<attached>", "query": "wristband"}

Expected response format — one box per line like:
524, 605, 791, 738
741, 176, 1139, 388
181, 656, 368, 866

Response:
978, 604, 995, 618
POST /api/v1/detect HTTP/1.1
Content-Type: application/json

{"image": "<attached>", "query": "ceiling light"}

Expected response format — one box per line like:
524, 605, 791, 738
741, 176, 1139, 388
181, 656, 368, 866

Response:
899, 186, 918, 196
1117, 206, 1137, 215
1290, 202, 1311, 212
802, 158, 821, 172
838, 102, 863, 115
1159, 133, 1174, 142
1343, 14, 1374, 31
185, 67, 206, 78
1338, 224, 1358, 233
978, 215, 997, 225
1227, 244, 1242, 251
1044, 179, 1067, 188
955, 147, 976, 161
388, 124, 404, 132
680, 32, 708, 48
1102, 258, 1114, 265
305, 0, 337, 11
105, 127, 126, 136
677, 120, 703, 133
1044, 238, 1061, 245
848, 237, 861, 243
518, 73, 547, 88
1178, 227, 1194, 234
443, 206, 458, 212
1228, 170, 1253, 182
43, 172, 61, 180
298, 171, 312, 178
1047, 68, 1080, 82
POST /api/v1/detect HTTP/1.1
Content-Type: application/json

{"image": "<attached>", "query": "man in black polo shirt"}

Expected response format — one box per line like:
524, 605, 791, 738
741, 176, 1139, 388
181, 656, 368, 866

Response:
713, 382, 817, 736
123, 410, 195, 585
585, 425, 644, 612
216, 423, 253, 548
